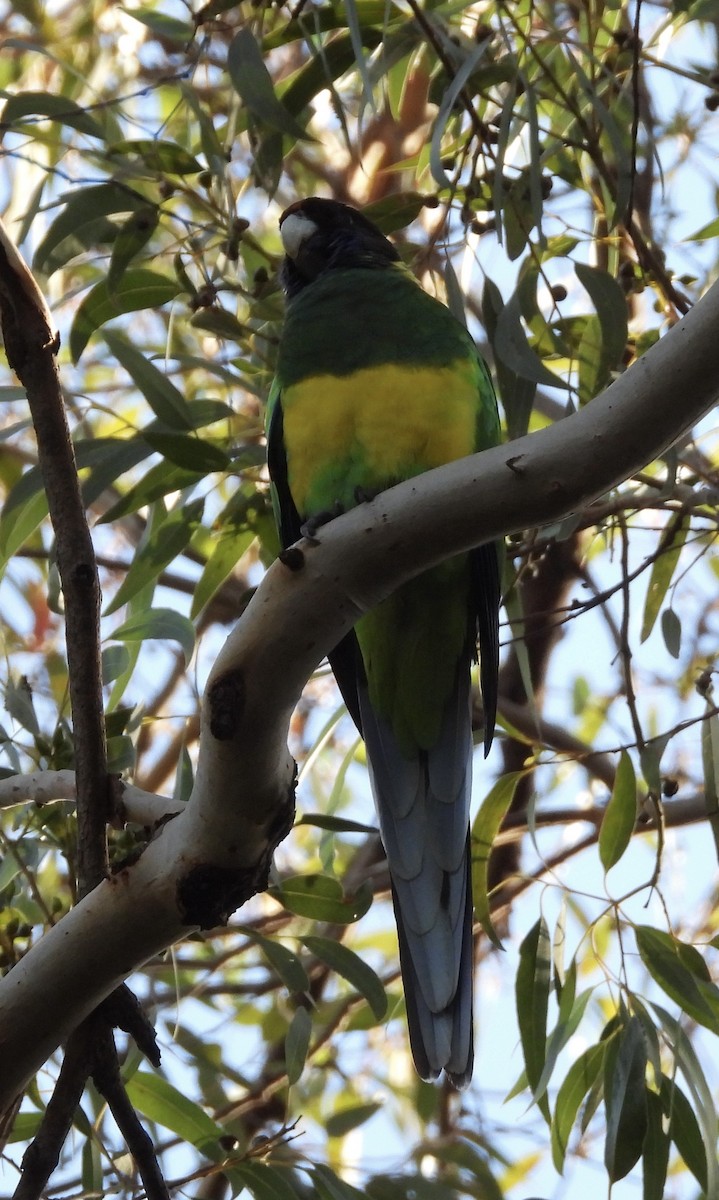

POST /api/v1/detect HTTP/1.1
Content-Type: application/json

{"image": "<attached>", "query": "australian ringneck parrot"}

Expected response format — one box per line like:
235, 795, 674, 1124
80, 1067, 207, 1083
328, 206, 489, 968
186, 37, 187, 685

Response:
266, 197, 501, 1088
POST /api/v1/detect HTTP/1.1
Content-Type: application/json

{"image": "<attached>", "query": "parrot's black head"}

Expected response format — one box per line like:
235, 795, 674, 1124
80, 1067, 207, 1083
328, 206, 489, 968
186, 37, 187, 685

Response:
279, 197, 400, 297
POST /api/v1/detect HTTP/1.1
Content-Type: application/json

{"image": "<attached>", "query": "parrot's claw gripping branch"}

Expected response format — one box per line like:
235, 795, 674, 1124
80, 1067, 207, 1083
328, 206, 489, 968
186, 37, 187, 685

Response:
300, 501, 345, 542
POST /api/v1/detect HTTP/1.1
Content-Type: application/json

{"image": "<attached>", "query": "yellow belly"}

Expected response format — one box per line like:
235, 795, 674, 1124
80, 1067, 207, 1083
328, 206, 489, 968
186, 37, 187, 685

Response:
282, 361, 478, 515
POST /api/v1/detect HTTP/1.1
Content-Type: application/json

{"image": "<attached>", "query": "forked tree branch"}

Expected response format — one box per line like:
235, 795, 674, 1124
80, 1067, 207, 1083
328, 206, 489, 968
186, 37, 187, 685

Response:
0, 259, 718, 1110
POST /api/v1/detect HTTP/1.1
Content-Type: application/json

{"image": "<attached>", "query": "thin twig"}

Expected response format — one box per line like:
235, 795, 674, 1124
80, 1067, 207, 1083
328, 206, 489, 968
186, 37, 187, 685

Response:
404, 0, 491, 147
12, 1031, 90, 1200
625, 0, 643, 230
92, 1022, 170, 1200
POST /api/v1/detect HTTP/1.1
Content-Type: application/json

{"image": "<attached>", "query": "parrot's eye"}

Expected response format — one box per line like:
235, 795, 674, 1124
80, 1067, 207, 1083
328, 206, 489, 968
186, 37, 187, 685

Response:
280, 212, 318, 260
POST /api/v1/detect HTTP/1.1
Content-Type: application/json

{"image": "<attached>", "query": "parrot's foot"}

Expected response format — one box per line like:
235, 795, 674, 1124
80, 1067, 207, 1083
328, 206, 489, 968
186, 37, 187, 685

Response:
300, 502, 344, 543
354, 484, 380, 504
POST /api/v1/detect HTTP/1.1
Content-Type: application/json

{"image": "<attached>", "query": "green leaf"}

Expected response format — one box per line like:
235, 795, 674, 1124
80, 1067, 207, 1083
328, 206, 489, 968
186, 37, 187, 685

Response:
0, 488, 47, 564
241, 928, 310, 995
185, 399, 236, 428
636, 328, 661, 357
576, 314, 605, 404
285, 1005, 312, 1085
652, 1004, 718, 1197
701, 704, 719, 861
636, 926, 719, 1034
270, 874, 373, 924
108, 138, 202, 174
104, 499, 204, 616
110, 607, 195, 667
344, 0, 376, 114
101, 644, 131, 685
264, 1, 387, 47
0, 852, 23, 891
686, 215, 719, 241
124, 6, 193, 43
660, 607, 682, 658
125, 1071, 226, 1159
429, 40, 491, 191
75, 435, 156, 507
33, 182, 150, 275
639, 737, 668, 797
516, 917, 551, 1120
431, 1140, 504, 1197
575, 263, 628, 377
191, 526, 255, 619
228, 29, 311, 141
100, 461, 205, 523
599, 750, 637, 871
104, 331, 194, 429
70, 269, 181, 362
551, 1042, 606, 1173
302, 935, 387, 1019
107, 733, 135, 772
604, 1016, 647, 1181
5, 675, 40, 737
483, 277, 536, 438
659, 1074, 707, 1193
275, 30, 371, 121
225, 1163, 302, 1200
640, 513, 688, 642
494, 290, 569, 389
107, 206, 160, 290
1, 91, 102, 137
642, 1088, 670, 1200
363, 192, 428, 234
4, 1110, 43, 1144
552, 897, 568, 993
471, 771, 524, 948
142, 431, 230, 472
631, 996, 663, 1085
568, 50, 632, 227
180, 83, 229, 178
503, 169, 538, 262
325, 1102, 383, 1139
104, 568, 155, 711
534, 979, 593, 1103
311, 1164, 367, 1200
188, 305, 252, 342
296, 813, 377, 835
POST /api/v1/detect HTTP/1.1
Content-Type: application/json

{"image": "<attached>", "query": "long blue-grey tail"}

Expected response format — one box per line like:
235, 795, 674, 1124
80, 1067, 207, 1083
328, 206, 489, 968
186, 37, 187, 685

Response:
357, 663, 475, 1088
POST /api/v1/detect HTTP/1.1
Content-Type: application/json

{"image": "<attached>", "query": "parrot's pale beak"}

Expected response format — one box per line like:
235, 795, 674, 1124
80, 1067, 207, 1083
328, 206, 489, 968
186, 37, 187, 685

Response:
280, 211, 317, 260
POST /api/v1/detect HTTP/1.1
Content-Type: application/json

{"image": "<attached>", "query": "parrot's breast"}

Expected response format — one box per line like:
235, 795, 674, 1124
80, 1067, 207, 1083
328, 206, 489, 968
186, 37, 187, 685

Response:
281, 360, 479, 518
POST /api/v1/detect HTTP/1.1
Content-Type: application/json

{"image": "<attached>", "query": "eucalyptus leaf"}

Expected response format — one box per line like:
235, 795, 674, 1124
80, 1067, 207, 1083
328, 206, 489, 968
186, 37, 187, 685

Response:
70, 270, 180, 361
285, 1006, 312, 1085
104, 331, 194, 429
516, 917, 551, 1121
598, 750, 637, 871
104, 499, 204, 616
110, 607, 195, 667
470, 771, 523, 948
303, 935, 387, 1019
1, 91, 102, 137
33, 182, 149, 275
228, 29, 311, 142
125, 1072, 226, 1160
603, 1016, 647, 1181
270, 874, 372, 924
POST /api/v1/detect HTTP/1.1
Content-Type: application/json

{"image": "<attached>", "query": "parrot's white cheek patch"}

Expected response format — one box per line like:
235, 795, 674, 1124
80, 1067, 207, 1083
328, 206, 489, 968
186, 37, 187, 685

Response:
280, 212, 318, 259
